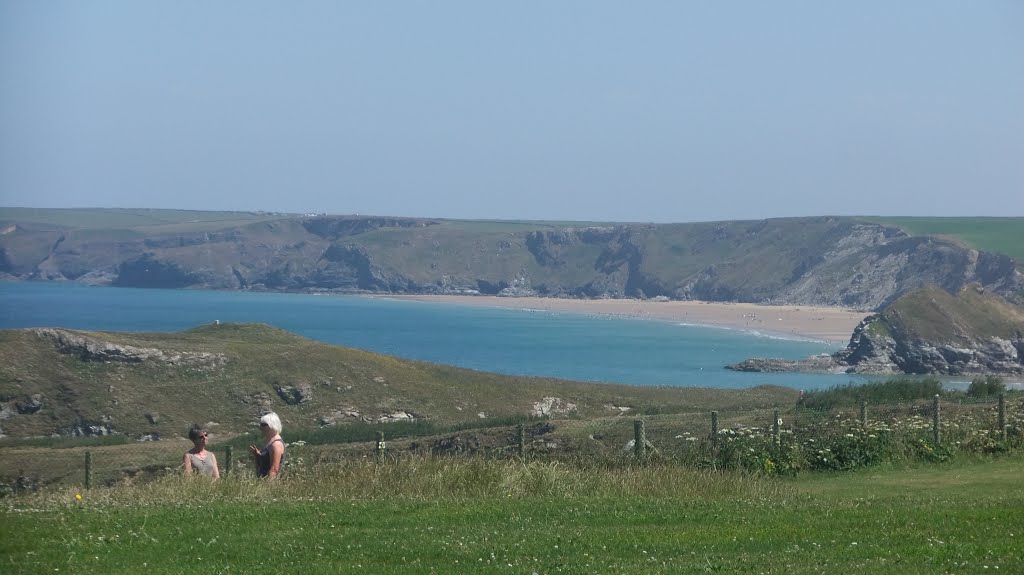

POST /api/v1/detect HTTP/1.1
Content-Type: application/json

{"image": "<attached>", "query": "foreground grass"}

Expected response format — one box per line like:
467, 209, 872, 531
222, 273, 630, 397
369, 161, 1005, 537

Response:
3, 456, 1023, 574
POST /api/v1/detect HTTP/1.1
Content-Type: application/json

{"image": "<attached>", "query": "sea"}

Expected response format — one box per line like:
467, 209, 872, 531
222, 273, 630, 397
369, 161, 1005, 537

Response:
0, 281, 876, 390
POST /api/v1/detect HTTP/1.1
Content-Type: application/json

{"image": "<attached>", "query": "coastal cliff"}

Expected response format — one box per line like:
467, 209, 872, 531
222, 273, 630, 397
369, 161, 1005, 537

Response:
1, 210, 1021, 311
728, 285, 1024, 376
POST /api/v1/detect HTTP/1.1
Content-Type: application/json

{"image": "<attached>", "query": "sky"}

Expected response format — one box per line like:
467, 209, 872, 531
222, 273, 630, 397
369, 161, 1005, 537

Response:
1, 1, 1022, 223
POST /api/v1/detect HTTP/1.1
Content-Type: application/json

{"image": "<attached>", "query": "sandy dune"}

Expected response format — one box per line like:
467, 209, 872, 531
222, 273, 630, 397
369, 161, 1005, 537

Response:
387, 295, 871, 344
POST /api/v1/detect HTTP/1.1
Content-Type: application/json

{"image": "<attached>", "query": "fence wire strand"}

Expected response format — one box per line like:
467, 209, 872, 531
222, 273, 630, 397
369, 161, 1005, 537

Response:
3, 394, 1021, 492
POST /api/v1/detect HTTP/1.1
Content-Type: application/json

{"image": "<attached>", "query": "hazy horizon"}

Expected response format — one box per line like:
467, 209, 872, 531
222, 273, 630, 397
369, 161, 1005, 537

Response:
2, 2, 1022, 222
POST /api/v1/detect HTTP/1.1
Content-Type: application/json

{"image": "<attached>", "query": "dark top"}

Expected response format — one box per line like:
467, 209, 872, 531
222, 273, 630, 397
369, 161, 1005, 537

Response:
257, 438, 285, 478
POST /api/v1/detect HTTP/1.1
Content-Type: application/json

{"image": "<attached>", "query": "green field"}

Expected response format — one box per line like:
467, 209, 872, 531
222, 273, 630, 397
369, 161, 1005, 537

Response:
862, 216, 1024, 261
3, 455, 1023, 574
0, 207, 611, 235
3, 369, 1022, 573
0, 207, 288, 232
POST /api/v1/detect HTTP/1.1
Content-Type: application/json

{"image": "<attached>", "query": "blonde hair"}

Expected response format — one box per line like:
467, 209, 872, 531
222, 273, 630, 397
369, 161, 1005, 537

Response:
259, 412, 282, 434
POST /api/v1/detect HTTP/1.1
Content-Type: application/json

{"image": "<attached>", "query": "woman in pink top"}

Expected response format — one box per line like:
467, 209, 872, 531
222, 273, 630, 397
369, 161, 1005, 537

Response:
183, 424, 220, 479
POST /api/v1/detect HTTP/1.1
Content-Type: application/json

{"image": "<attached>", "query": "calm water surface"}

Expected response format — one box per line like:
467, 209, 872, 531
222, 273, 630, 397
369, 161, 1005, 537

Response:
0, 282, 867, 390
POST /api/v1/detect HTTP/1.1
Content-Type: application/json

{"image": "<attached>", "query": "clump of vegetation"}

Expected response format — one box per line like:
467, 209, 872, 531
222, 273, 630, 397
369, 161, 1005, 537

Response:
865, 317, 891, 339
0, 434, 136, 450
967, 375, 1006, 397
798, 377, 943, 410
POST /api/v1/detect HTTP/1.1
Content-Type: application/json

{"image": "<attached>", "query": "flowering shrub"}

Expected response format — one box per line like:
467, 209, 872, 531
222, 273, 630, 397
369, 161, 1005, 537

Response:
671, 396, 1023, 476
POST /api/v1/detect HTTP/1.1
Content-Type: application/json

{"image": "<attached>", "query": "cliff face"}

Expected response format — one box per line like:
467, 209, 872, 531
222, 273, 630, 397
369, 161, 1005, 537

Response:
1, 213, 1021, 311
729, 285, 1024, 376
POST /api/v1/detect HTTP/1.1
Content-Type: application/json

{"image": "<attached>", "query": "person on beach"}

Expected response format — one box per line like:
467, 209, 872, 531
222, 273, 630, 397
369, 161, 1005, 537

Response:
183, 424, 220, 479
250, 412, 285, 479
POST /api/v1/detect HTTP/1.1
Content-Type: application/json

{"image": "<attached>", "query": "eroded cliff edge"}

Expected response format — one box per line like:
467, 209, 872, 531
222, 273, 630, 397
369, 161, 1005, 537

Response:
2, 213, 1021, 310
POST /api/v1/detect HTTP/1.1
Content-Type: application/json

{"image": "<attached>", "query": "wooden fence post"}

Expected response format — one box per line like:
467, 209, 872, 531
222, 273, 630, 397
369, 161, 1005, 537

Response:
224, 445, 233, 476
84, 451, 92, 489
375, 431, 386, 462
860, 400, 868, 428
517, 423, 526, 458
998, 393, 1007, 441
772, 408, 780, 446
711, 411, 719, 450
933, 394, 941, 445
634, 419, 646, 458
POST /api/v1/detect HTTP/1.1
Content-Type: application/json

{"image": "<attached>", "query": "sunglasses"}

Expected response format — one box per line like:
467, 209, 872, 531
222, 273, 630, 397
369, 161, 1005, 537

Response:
259, 422, 269, 428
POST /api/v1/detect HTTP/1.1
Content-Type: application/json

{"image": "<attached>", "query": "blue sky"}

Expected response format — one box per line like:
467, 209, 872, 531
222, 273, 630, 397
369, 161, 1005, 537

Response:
1, 1, 1022, 222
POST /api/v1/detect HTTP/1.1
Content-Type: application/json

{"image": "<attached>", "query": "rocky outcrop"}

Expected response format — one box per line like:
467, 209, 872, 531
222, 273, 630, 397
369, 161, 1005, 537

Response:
33, 328, 227, 368
319, 407, 363, 426
274, 383, 312, 405
532, 397, 577, 417
114, 253, 199, 288
378, 410, 417, 423
64, 421, 116, 437
15, 394, 43, 414
728, 287, 1024, 376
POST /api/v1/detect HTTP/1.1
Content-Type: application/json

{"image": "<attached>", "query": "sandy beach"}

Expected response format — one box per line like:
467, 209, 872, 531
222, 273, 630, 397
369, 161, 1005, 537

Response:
388, 295, 871, 344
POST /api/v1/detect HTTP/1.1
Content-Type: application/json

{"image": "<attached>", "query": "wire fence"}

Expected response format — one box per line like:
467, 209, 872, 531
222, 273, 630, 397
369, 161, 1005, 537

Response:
3, 393, 1021, 493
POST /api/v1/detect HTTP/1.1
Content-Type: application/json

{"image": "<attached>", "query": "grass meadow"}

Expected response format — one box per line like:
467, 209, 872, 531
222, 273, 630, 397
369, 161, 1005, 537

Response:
861, 216, 1024, 261
3, 454, 1023, 574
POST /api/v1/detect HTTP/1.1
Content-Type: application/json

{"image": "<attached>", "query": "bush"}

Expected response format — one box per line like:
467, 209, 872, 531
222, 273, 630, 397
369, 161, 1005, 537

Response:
967, 375, 1005, 397
806, 431, 899, 471
800, 377, 943, 410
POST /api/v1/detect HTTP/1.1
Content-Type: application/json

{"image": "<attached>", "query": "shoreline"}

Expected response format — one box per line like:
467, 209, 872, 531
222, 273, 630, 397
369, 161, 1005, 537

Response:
383, 295, 871, 344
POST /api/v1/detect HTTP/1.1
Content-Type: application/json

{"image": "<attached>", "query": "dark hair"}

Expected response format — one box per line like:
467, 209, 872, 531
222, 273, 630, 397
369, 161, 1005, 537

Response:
188, 424, 207, 442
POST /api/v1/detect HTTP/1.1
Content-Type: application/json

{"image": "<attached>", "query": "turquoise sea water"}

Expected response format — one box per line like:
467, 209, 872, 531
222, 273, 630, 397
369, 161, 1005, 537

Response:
0, 282, 866, 390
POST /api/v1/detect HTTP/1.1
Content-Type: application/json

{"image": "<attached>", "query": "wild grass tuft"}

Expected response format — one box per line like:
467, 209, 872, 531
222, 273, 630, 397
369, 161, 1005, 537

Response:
10, 457, 788, 511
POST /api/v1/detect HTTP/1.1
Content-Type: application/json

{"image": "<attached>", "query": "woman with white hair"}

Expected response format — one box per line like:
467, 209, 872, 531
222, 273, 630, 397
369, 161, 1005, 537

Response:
249, 412, 285, 479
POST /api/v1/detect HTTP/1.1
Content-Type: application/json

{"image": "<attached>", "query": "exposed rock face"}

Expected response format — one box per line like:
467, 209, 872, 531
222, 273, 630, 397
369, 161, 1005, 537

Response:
114, 253, 198, 288
274, 383, 312, 405
378, 410, 416, 423
727, 355, 845, 374
3, 214, 1020, 309
15, 394, 43, 414
319, 407, 362, 426
728, 290, 1024, 376
532, 397, 577, 417
33, 328, 228, 368
65, 421, 116, 437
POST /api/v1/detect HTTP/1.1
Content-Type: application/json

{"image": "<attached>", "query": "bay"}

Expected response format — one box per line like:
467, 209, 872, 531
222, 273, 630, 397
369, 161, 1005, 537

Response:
0, 282, 864, 390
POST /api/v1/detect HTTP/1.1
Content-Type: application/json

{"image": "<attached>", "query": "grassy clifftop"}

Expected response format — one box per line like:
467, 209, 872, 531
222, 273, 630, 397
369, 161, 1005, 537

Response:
880, 285, 1024, 345
862, 216, 1024, 262
0, 207, 289, 232
0, 323, 792, 440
